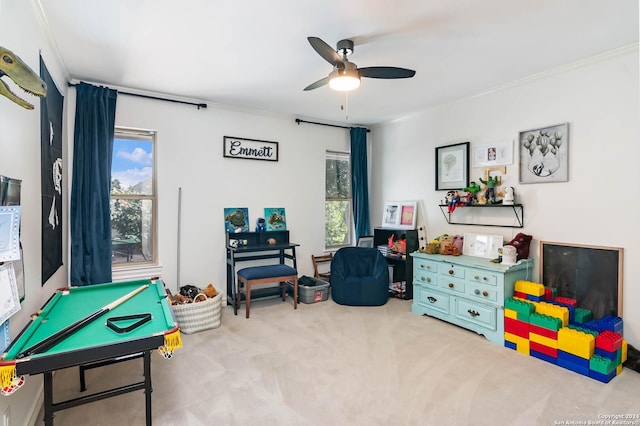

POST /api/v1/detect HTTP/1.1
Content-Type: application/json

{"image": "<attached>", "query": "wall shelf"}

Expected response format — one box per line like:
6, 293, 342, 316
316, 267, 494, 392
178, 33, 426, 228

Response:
438, 204, 524, 228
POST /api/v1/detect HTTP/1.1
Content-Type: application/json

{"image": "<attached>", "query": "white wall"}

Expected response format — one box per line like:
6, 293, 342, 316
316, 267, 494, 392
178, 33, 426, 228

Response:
370, 46, 640, 347
0, 0, 70, 424
108, 98, 351, 292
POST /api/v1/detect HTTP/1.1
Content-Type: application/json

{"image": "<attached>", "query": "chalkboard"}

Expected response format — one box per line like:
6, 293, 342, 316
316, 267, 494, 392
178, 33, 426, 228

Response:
540, 241, 623, 319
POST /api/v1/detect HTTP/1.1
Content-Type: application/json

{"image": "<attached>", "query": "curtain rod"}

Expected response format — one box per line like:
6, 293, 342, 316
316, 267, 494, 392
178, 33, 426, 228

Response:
67, 82, 207, 110
295, 118, 370, 132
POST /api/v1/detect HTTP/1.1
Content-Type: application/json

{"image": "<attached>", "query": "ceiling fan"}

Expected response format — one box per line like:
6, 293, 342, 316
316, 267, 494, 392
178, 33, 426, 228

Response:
304, 36, 416, 92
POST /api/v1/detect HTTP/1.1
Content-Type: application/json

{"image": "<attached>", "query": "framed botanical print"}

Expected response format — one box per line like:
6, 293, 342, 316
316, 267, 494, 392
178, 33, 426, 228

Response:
435, 142, 470, 190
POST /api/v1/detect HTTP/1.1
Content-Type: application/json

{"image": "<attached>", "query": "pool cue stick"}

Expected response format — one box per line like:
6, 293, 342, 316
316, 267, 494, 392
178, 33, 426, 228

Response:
16, 284, 149, 359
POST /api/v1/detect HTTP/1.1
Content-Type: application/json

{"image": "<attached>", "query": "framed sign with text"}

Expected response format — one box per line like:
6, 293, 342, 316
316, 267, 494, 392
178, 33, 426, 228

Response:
223, 136, 279, 162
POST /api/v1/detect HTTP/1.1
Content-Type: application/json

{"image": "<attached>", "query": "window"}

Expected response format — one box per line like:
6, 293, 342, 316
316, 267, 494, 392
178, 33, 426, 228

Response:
325, 151, 352, 248
110, 128, 157, 266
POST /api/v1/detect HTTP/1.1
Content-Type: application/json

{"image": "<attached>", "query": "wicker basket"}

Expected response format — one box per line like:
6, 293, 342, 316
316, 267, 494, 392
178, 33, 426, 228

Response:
171, 292, 222, 334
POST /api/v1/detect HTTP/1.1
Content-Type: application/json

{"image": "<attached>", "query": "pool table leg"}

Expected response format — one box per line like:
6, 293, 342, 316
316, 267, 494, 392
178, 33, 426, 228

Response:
144, 350, 152, 426
43, 371, 54, 426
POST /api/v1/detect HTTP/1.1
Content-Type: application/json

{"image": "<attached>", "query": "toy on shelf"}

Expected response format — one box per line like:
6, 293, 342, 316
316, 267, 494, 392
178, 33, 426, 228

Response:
447, 191, 463, 213
255, 217, 266, 232
503, 187, 515, 205
479, 176, 499, 204
463, 181, 482, 205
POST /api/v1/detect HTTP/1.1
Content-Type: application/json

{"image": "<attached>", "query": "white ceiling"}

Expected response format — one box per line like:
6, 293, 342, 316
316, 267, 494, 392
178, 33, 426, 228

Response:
37, 0, 638, 125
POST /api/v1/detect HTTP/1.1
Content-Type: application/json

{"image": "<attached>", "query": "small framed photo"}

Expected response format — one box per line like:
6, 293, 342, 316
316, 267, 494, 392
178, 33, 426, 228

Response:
519, 123, 569, 184
473, 141, 513, 167
435, 142, 469, 191
382, 201, 417, 230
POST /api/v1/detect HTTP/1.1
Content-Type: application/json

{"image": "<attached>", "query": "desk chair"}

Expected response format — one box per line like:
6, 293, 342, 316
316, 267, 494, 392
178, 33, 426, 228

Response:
311, 253, 333, 282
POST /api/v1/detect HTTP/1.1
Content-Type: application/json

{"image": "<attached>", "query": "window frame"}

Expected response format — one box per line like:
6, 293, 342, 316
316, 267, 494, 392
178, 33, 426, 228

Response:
325, 150, 353, 250
111, 127, 158, 268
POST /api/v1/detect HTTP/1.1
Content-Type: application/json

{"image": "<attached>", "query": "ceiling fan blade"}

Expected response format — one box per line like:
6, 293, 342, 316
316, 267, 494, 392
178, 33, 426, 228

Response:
304, 76, 329, 91
308, 37, 345, 68
358, 66, 416, 79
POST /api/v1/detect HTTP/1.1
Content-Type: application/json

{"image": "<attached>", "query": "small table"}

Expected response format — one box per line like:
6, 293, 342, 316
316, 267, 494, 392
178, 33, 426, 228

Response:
0, 278, 180, 426
225, 230, 299, 315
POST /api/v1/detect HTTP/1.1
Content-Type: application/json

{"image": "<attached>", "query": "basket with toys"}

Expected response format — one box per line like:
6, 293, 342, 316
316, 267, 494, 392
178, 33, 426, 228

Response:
169, 283, 222, 334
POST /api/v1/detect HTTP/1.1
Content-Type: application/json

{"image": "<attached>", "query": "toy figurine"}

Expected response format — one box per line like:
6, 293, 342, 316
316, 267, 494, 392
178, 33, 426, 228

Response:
448, 191, 462, 213
503, 187, 515, 205
479, 176, 499, 204
463, 181, 482, 205
255, 217, 266, 232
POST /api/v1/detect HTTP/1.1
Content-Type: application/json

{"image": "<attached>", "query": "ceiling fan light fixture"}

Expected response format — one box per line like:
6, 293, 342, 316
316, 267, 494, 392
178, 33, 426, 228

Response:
329, 68, 361, 91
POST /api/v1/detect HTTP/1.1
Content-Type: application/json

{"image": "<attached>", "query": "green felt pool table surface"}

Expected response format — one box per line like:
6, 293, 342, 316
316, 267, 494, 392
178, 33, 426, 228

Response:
2, 278, 177, 375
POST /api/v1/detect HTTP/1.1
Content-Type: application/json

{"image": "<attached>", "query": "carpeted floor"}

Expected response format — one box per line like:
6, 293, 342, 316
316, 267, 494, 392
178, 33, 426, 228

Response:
37, 297, 640, 425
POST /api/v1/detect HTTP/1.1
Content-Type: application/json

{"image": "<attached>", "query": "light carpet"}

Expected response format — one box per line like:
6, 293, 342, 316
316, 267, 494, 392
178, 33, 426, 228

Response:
37, 297, 640, 425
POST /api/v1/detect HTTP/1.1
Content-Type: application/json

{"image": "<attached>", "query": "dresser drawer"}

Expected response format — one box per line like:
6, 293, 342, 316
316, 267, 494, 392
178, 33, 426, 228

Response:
466, 284, 497, 303
439, 263, 465, 279
415, 286, 450, 315
414, 258, 439, 274
438, 275, 466, 294
466, 267, 498, 287
414, 270, 438, 287
453, 298, 496, 330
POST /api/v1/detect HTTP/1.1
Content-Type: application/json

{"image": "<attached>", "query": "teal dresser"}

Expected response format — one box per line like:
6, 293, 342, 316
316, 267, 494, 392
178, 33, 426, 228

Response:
411, 252, 533, 345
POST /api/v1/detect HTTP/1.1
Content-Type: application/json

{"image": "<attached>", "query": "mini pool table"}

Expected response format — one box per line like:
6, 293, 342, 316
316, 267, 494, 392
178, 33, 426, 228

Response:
0, 278, 181, 426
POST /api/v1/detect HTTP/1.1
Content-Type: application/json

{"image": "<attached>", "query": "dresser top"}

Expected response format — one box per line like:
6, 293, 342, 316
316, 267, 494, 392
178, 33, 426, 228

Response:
411, 251, 533, 273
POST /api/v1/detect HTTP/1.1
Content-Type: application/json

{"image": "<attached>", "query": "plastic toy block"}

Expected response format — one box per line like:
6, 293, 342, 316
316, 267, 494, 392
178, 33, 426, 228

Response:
589, 354, 616, 375
558, 328, 595, 359
572, 308, 593, 324
567, 324, 598, 338
531, 349, 558, 365
504, 332, 518, 344
595, 347, 617, 361
548, 300, 575, 323
529, 332, 558, 349
525, 294, 544, 302
589, 369, 616, 384
535, 302, 569, 327
504, 308, 518, 320
544, 287, 556, 300
529, 323, 558, 340
516, 336, 530, 355
530, 340, 558, 358
504, 317, 529, 338
514, 291, 528, 300
581, 320, 601, 333
598, 315, 623, 334
514, 280, 545, 296
529, 313, 562, 332
505, 340, 517, 350
617, 364, 623, 375
558, 350, 590, 376
504, 298, 535, 321
595, 330, 623, 352
554, 296, 577, 307
622, 339, 628, 363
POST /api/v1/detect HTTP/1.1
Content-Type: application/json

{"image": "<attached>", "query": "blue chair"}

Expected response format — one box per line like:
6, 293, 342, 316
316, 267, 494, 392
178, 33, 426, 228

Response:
330, 247, 389, 306
237, 264, 298, 318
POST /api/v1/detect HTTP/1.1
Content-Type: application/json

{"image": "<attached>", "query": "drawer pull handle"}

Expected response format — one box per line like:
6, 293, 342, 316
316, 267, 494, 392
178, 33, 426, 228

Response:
468, 309, 480, 317
474, 289, 480, 295
474, 275, 480, 280
448, 283, 454, 288
483, 291, 488, 297
426, 277, 431, 282
427, 296, 437, 303
448, 269, 454, 275
483, 277, 487, 281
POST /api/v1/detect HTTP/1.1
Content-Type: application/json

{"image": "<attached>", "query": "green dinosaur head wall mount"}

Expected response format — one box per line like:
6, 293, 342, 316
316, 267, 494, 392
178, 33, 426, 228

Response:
0, 45, 47, 109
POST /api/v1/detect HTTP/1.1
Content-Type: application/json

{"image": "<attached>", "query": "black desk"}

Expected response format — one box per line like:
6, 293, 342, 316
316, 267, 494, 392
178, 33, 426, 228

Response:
225, 231, 299, 315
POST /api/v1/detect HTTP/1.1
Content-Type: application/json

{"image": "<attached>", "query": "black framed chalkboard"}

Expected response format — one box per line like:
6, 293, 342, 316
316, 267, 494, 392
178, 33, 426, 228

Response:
540, 241, 623, 319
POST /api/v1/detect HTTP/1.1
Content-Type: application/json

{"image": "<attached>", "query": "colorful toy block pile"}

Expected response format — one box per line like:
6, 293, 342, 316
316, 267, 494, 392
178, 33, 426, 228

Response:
504, 280, 627, 383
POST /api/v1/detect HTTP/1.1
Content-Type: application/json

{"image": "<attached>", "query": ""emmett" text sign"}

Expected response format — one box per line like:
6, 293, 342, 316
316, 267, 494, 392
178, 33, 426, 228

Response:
223, 136, 279, 162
